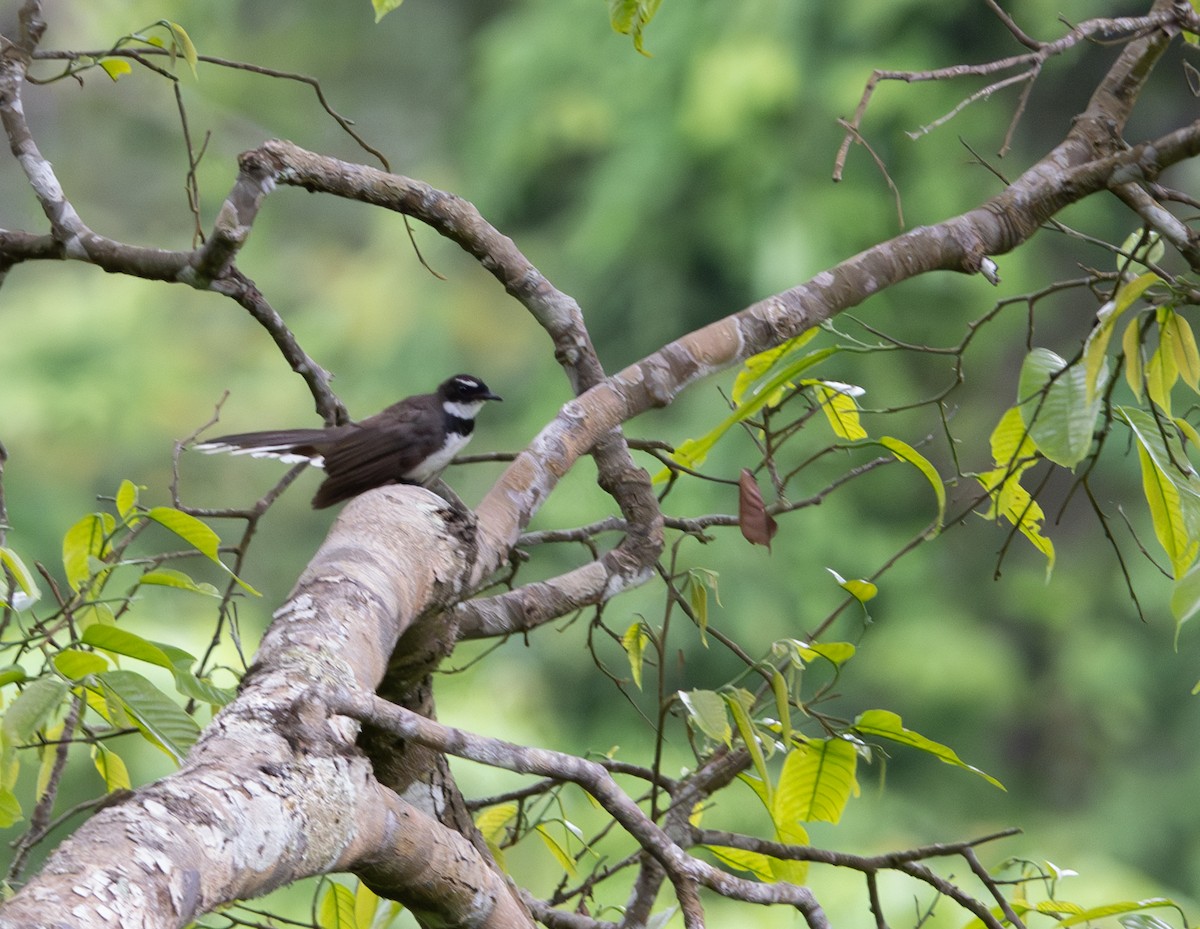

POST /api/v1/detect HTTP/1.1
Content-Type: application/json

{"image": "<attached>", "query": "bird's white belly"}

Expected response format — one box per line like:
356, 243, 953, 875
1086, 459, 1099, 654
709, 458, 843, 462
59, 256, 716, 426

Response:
409, 431, 472, 483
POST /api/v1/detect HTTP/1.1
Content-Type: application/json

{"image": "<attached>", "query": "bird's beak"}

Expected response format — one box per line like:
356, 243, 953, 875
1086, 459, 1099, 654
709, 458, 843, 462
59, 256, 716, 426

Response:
485, 391, 502, 402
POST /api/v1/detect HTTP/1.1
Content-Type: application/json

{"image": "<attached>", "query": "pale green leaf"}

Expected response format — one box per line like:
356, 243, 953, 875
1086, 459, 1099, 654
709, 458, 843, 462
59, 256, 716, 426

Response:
1166, 310, 1200, 391
851, 709, 1004, 789
1119, 407, 1200, 578
775, 737, 858, 825
1124, 316, 1145, 399
475, 802, 518, 846
372, 0, 405, 23
773, 638, 856, 668
52, 649, 108, 680
97, 57, 132, 80
2, 677, 69, 743
115, 479, 139, 521
769, 818, 809, 884
733, 329, 819, 405
0, 666, 27, 687
62, 513, 115, 593
815, 384, 866, 440
655, 345, 839, 480
146, 507, 259, 595
1146, 341, 1177, 417
36, 722, 63, 798
354, 881, 381, 929
1058, 898, 1176, 927
535, 824, 577, 876
0, 786, 22, 827
139, 568, 220, 597
679, 689, 731, 744
83, 624, 175, 668
725, 688, 770, 796
91, 743, 131, 792
1017, 348, 1101, 468
879, 436, 945, 534
0, 549, 38, 607
825, 567, 877, 603
977, 463, 1056, 578
621, 622, 651, 690
609, 0, 663, 55
704, 844, 776, 881
770, 670, 791, 750
318, 882, 356, 929
165, 21, 198, 78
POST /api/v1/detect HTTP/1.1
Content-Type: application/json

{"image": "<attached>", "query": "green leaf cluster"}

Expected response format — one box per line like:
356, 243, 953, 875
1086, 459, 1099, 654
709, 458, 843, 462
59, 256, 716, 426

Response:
0, 480, 246, 827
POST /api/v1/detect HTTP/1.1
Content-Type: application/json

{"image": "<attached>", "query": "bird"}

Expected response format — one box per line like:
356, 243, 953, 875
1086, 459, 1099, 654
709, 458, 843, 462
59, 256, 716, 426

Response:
195, 374, 502, 509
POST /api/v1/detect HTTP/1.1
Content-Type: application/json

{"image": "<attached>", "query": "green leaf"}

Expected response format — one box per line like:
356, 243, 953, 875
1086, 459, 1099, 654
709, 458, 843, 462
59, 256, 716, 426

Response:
703, 844, 776, 881
165, 21, 198, 78
1058, 898, 1176, 927
0, 786, 22, 827
609, 0, 663, 55
115, 479, 140, 521
147, 506, 219, 559
1164, 310, 1200, 391
851, 709, 1004, 789
97, 57, 132, 81
1017, 348, 1101, 468
475, 802, 518, 847
318, 882, 357, 929
138, 568, 220, 597
52, 649, 109, 680
94, 669, 200, 764
83, 624, 176, 668
621, 622, 651, 690
977, 467, 1056, 578
0, 666, 28, 687
1171, 559, 1200, 632
62, 513, 116, 593
372, 0, 405, 23
733, 329, 820, 405
878, 436, 945, 535
770, 670, 791, 750
1146, 340, 1177, 418
679, 689, 730, 744
1124, 316, 1145, 399
685, 568, 719, 646
725, 688, 771, 797
775, 737, 858, 825
815, 383, 866, 440
1118, 230, 1164, 271
147, 507, 259, 595
0, 546, 39, 606
1082, 272, 1158, 403
83, 626, 233, 708
535, 824, 577, 876
354, 881, 382, 929
655, 345, 840, 480
1119, 407, 1200, 578
773, 638, 855, 668
91, 744, 131, 792
2, 677, 69, 744
826, 567, 877, 603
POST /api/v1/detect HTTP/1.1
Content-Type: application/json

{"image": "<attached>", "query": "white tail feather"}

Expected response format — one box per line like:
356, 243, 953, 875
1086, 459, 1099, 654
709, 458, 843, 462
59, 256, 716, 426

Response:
195, 443, 325, 468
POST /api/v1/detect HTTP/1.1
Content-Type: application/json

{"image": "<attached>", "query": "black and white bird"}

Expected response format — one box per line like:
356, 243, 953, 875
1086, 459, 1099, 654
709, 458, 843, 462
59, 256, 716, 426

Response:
195, 374, 501, 509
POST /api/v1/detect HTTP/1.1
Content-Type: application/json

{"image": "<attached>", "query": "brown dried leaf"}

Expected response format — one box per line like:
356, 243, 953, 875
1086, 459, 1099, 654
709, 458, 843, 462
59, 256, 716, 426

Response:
738, 469, 778, 550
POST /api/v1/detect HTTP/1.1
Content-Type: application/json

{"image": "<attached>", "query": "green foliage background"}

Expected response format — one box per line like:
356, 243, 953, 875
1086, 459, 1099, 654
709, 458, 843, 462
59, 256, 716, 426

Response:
3, 0, 1200, 924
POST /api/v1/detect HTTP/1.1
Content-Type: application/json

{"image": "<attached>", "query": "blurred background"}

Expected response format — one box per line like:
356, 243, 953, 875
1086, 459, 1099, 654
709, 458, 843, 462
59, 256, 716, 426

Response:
3, 0, 1200, 925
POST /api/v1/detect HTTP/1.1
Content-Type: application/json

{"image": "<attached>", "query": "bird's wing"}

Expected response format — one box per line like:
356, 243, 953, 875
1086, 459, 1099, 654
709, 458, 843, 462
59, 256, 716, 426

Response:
313, 400, 439, 507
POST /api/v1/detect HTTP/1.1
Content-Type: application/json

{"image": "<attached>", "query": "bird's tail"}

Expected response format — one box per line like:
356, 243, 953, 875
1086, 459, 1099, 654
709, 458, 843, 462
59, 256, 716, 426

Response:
194, 429, 332, 466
